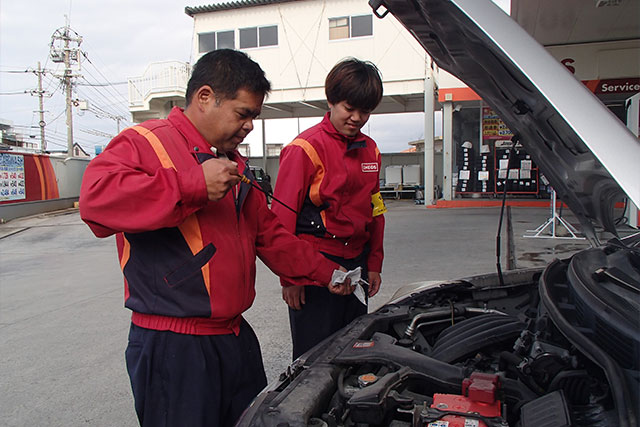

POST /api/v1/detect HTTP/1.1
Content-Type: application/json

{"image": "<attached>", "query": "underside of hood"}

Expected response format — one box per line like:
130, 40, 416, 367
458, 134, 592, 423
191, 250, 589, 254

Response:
370, 0, 640, 244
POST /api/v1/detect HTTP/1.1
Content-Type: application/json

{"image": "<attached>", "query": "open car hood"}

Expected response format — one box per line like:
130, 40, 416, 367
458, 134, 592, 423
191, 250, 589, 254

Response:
370, 0, 640, 244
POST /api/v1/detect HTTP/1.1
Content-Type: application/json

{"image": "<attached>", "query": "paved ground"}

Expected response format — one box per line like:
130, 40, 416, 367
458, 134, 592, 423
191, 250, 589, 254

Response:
3, 200, 632, 426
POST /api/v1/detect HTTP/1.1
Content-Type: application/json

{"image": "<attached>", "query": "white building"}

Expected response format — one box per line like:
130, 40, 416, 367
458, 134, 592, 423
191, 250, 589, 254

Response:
129, 0, 441, 121
186, 0, 438, 118
127, 0, 639, 202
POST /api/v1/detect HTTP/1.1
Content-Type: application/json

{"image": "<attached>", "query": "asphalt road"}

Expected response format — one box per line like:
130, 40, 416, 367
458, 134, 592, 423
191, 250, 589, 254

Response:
0, 200, 598, 426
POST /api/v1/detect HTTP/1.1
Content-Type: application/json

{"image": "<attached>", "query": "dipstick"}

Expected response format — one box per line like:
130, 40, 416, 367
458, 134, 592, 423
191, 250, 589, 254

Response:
241, 175, 299, 215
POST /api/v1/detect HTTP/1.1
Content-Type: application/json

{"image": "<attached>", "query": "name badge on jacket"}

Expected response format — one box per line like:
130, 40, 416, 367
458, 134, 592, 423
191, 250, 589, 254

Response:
361, 163, 379, 172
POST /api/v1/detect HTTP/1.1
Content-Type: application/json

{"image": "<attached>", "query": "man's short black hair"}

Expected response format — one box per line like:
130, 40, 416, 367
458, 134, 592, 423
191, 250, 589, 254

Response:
325, 58, 383, 112
185, 49, 271, 106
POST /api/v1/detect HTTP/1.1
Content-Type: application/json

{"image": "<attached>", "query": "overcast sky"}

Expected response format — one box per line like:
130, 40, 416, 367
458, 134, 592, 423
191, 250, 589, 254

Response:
0, 0, 195, 154
0, 0, 509, 155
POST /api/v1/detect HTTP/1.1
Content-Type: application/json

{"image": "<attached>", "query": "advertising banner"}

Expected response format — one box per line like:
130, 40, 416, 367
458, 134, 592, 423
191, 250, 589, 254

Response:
0, 153, 26, 201
482, 106, 514, 139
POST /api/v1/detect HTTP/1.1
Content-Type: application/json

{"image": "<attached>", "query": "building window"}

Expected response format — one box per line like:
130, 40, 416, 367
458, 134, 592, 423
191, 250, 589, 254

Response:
351, 15, 373, 38
198, 30, 235, 53
240, 25, 278, 49
267, 144, 283, 157
329, 17, 349, 40
259, 25, 278, 47
329, 15, 372, 40
217, 30, 235, 49
199, 32, 216, 52
240, 28, 258, 49
238, 143, 250, 157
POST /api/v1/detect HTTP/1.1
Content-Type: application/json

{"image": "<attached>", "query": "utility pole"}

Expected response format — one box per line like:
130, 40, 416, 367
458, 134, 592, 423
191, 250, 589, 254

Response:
64, 31, 74, 156
29, 62, 48, 152
50, 20, 82, 156
37, 62, 46, 151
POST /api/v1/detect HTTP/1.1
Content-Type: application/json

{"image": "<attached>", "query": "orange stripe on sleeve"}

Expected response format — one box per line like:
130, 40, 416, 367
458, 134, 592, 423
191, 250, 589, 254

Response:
130, 126, 176, 170
289, 138, 325, 206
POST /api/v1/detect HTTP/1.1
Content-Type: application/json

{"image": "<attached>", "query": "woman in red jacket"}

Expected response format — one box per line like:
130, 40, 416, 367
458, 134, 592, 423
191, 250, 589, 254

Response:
272, 58, 386, 360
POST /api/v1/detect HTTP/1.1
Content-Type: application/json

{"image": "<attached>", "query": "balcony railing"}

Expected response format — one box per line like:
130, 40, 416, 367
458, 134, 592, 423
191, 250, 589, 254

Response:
128, 61, 191, 108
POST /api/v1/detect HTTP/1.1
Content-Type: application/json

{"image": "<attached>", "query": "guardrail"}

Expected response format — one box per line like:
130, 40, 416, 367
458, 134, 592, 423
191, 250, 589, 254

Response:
128, 61, 191, 107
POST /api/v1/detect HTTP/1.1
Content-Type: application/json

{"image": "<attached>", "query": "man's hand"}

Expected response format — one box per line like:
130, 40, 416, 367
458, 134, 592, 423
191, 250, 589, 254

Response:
368, 271, 382, 297
328, 266, 354, 296
282, 286, 305, 310
201, 158, 242, 201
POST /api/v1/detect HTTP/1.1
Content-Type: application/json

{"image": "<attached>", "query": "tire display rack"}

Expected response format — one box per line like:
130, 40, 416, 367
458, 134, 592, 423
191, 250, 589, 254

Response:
454, 142, 541, 198
455, 142, 496, 196
494, 145, 539, 196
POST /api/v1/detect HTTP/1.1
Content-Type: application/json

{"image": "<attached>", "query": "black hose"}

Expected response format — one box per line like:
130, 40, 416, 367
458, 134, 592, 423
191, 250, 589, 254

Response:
337, 367, 350, 399
498, 351, 546, 395
431, 314, 525, 363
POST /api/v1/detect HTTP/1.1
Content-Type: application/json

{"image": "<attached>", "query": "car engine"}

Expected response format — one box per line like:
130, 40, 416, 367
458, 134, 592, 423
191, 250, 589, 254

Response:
238, 235, 639, 427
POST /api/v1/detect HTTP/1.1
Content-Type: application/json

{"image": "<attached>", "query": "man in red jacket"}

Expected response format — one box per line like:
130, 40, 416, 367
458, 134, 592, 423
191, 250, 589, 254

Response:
272, 58, 386, 360
79, 49, 352, 427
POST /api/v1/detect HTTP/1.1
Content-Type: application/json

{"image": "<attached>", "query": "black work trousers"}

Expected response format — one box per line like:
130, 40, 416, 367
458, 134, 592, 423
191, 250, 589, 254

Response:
125, 319, 267, 427
288, 251, 368, 360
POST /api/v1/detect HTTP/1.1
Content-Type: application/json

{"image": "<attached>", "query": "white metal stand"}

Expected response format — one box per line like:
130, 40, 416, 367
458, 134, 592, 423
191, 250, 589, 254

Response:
524, 189, 585, 240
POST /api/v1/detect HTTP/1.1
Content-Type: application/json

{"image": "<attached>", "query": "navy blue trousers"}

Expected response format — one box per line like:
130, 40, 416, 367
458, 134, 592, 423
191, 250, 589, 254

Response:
288, 251, 369, 360
125, 320, 267, 427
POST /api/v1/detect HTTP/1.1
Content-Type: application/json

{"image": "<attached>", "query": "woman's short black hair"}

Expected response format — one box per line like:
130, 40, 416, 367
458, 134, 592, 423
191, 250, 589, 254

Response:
185, 49, 271, 106
325, 58, 383, 112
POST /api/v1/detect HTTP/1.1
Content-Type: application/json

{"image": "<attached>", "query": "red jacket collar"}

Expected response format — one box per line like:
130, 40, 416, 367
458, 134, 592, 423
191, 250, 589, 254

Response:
319, 112, 364, 145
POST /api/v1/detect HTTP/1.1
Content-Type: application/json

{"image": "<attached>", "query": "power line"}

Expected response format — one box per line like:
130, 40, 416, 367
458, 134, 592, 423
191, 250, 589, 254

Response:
77, 68, 130, 117
43, 73, 62, 94
76, 75, 129, 119
77, 127, 114, 139
80, 66, 126, 104
46, 109, 67, 126
76, 81, 127, 86
80, 50, 130, 106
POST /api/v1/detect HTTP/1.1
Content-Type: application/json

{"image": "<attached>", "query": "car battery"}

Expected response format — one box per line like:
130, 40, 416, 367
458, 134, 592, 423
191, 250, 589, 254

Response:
426, 372, 502, 427
427, 394, 501, 426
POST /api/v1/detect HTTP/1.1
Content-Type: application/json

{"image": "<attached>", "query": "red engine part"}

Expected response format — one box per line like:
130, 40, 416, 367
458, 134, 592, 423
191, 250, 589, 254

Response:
462, 372, 501, 403
428, 373, 502, 427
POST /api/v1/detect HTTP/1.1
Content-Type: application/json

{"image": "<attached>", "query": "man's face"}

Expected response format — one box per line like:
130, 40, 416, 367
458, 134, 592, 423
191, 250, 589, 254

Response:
328, 101, 371, 137
199, 88, 264, 153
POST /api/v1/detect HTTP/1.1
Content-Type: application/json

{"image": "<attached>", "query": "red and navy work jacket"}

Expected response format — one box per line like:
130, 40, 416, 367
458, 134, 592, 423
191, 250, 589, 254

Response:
272, 112, 386, 286
79, 107, 338, 335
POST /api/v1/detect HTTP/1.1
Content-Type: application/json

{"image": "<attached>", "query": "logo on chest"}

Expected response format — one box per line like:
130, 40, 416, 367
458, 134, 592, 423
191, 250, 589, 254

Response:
361, 162, 379, 173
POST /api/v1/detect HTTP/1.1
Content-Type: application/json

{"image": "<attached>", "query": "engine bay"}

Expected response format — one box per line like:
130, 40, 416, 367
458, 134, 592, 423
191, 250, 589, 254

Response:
238, 238, 639, 427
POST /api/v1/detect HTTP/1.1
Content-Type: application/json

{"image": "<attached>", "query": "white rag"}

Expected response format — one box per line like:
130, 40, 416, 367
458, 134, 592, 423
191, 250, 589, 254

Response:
331, 266, 367, 305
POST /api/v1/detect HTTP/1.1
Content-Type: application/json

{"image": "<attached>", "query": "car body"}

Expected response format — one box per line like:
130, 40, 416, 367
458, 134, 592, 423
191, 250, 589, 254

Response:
236, 1, 640, 425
